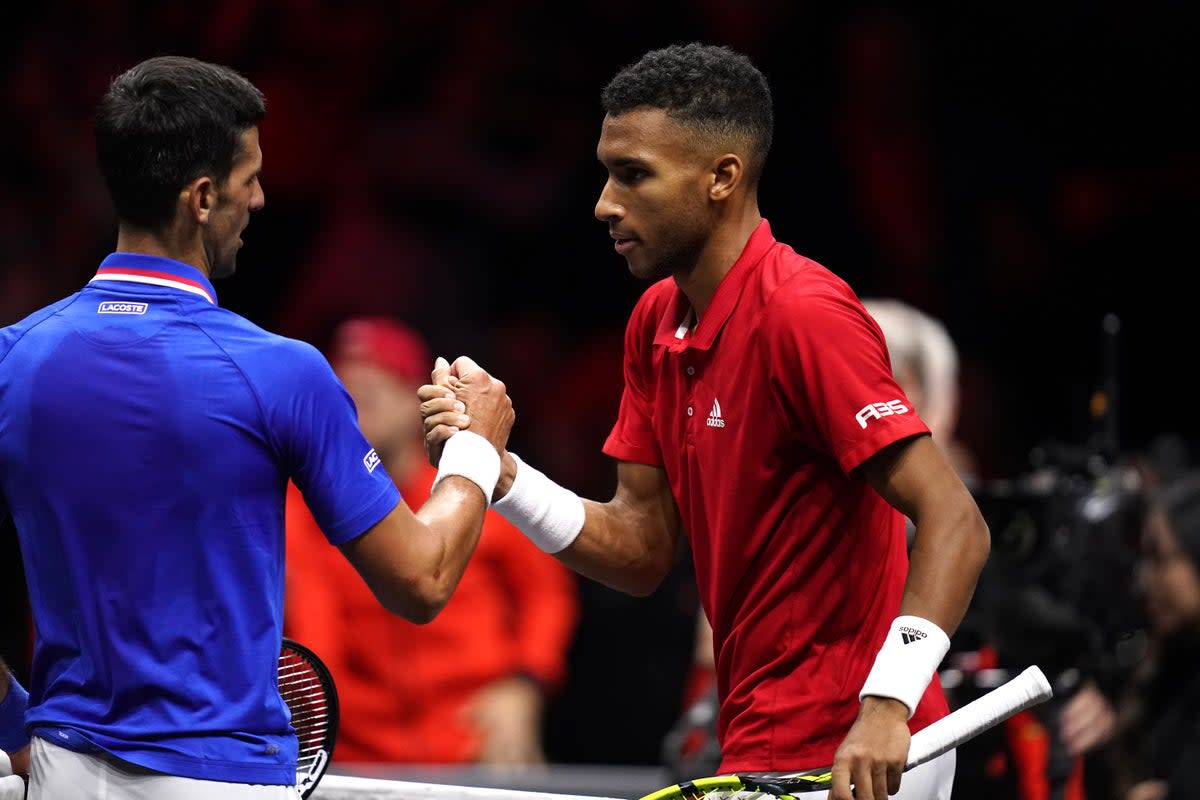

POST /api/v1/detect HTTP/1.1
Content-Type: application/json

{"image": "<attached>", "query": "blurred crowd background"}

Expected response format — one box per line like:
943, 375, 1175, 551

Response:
2, 2, 1199, 798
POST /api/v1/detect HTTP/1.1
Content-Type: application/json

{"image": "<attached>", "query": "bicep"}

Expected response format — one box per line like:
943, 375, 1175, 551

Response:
337, 500, 426, 617
859, 434, 962, 522
608, 460, 681, 547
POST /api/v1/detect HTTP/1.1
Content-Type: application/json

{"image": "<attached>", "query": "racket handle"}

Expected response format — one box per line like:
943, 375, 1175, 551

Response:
906, 665, 1053, 770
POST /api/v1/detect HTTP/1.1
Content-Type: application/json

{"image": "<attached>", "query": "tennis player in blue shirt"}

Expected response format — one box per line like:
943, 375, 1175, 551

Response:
0, 55, 513, 799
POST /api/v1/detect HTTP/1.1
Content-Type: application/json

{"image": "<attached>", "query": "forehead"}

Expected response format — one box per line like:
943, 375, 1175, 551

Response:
597, 108, 695, 164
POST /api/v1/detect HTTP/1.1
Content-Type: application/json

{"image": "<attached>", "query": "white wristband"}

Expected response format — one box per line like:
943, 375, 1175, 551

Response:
492, 453, 584, 553
0, 749, 9, 777
432, 431, 501, 500
859, 615, 951, 719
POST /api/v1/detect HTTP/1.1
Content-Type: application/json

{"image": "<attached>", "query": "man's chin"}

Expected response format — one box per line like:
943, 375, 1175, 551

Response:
629, 260, 668, 283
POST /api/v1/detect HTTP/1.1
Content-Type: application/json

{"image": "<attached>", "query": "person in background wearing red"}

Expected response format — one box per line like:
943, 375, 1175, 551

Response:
284, 317, 578, 767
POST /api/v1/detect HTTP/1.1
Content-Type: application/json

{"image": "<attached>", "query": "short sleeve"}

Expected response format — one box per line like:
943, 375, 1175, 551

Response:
763, 286, 929, 474
265, 342, 401, 545
603, 294, 663, 467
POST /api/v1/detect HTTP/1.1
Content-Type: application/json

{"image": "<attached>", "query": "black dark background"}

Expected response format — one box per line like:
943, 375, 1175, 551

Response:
2, 0, 1198, 771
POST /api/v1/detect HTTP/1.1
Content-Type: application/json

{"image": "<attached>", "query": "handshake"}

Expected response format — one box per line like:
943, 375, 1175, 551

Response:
419, 355, 585, 556
416, 355, 515, 500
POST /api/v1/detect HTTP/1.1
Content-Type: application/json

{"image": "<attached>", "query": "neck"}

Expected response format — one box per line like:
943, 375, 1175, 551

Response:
675, 202, 761, 322
116, 225, 212, 278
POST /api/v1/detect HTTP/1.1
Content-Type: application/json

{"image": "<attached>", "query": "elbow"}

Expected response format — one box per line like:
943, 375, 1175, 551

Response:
398, 601, 442, 626
624, 566, 671, 597
581, 548, 673, 597
966, 506, 992, 574
616, 547, 677, 598
374, 574, 454, 625
626, 582, 663, 598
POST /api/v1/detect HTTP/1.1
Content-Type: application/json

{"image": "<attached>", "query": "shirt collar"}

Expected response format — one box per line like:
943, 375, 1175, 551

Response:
89, 253, 218, 305
653, 218, 776, 351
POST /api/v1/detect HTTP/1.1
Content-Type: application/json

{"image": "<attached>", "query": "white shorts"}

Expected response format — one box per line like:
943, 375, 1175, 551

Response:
792, 748, 956, 800
0, 775, 23, 800
28, 736, 300, 800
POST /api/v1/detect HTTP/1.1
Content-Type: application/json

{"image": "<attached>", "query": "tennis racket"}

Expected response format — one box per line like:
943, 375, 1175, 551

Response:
639, 664, 1053, 799
278, 638, 339, 799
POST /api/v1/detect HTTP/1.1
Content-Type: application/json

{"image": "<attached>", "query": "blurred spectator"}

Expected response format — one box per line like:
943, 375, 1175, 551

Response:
1057, 435, 1192, 762
1094, 472, 1200, 800
284, 317, 578, 766
862, 297, 978, 485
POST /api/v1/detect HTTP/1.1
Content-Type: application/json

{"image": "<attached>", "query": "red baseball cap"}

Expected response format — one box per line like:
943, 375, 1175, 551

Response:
328, 317, 433, 384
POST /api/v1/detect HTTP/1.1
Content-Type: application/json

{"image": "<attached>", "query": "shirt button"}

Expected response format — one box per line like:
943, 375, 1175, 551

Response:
687, 406, 694, 416
686, 366, 695, 376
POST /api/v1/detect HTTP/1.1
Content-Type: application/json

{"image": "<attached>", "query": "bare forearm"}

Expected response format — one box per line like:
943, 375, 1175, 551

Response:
417, 476, 490, 556
342, 479, 489, 624
864, 435, 991, 634
901, 495, 990, 634
407, 477, 490, 605
556, 496, 678, 597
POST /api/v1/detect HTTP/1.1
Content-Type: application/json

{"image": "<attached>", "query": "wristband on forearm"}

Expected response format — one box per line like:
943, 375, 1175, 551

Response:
432, 431, 501, 500
859, 615, 951, 719
0, 672, 30, 754
491, 452, 584, 554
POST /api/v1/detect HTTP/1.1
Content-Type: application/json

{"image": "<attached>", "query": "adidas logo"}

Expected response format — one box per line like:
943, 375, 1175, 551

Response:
706, 398, 726, 428
899, 626, 927, 645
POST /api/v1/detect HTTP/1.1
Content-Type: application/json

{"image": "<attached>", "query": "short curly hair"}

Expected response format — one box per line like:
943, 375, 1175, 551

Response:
601, 42, 774, 183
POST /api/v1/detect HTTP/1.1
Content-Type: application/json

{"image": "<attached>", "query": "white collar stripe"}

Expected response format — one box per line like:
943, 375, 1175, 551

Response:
89, 273, 215, 304
675, 309, 695, 339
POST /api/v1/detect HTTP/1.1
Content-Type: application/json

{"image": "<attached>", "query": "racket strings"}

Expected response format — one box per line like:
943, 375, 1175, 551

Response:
278, 651, 334, 775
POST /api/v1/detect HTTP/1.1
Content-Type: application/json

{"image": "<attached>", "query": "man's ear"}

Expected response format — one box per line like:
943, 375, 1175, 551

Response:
180, 176, 216, 224
709, 153, 744, 201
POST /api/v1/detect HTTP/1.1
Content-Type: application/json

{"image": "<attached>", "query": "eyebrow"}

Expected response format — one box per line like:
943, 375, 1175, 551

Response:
604, 156, 650, 169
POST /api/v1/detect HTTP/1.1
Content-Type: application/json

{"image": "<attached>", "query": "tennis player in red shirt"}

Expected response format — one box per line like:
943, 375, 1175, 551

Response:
420, 42, 990, 800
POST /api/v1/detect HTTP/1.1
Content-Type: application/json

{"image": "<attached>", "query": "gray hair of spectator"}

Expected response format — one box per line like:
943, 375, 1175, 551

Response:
862, 297, 960, 440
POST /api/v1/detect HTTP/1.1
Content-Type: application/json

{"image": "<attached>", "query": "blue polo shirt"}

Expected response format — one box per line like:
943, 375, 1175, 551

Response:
0, 253, 402, 784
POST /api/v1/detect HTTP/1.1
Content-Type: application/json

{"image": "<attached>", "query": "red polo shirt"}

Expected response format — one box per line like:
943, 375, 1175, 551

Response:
603, 219, 948, 772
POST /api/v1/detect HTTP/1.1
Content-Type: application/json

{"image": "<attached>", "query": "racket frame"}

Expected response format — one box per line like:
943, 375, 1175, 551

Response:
279, 637, 340, 799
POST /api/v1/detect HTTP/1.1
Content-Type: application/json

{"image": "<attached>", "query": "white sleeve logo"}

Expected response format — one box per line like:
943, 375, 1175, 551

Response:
363, 449, 382, 473
856, 399, 910, 429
